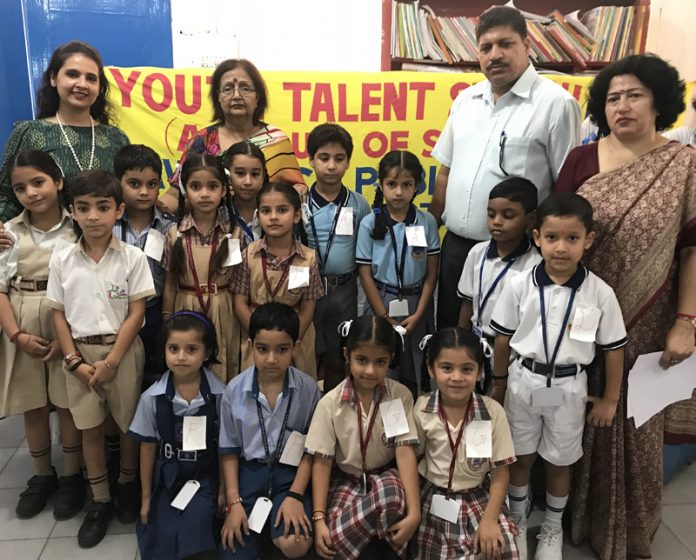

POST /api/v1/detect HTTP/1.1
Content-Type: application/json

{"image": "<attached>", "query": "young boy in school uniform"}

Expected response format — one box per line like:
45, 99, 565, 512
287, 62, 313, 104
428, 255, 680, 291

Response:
304, 123, 370, 392
220, 302, 321, 560
109, 145, 177, 519
457, 177, 541, 388
490, 193, 627, 560
47, 170, 155, 548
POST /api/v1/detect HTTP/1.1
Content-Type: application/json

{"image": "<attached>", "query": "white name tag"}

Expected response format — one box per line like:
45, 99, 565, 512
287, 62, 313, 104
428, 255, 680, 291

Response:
223, 237, 242, 267
171, 480, 200, 510
569, 306, 601, 342
335, 207, 354, 236
143, 229, 165, 261
182, 416, 206, 451
248, 497, 273, 533
531, 386, 564, 408
379, 399, 410, 438
388, 298, 409, 318
279, 430, 306, 467
405, 225, 427, 247
465, 420, 492, 458
430, 494, 460, 523
288, 266, 310, 290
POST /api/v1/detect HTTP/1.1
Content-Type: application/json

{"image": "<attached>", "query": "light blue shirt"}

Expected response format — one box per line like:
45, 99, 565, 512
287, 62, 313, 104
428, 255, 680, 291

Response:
128, 368, 226, 442
304, 185, 370, 276
219, 366, 321, 460
356, 206, 440, 286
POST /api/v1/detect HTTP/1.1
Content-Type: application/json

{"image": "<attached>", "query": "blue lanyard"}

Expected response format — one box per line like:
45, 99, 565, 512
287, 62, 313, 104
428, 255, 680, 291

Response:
235, 215, 255, 242
256, 387, 294, 495
308, 191, 348, 274
476, 243, 514, 328
387, 222, 409, 298
538, 283, 577, 387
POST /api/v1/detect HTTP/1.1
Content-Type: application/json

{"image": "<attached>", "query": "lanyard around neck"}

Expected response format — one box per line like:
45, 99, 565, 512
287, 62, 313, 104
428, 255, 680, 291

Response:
538, 282, 578, 387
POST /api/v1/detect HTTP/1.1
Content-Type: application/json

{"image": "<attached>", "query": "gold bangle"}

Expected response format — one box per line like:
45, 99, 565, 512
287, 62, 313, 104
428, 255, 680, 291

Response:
312, 514, 326, 522
103, 359, 117, 370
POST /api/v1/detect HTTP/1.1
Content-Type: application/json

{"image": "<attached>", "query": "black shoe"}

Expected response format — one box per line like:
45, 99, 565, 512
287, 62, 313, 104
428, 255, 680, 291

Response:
116, 481, 139, 523
53, 473, 86, 520
15, 468, 58, 519
77, 500, 115, 548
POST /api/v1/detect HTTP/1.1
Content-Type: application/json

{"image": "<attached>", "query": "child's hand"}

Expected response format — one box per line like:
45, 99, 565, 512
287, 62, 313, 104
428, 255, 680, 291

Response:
474, 517, 504, 559
217, 489, 226, 517
586, 396, 618, 427
140, 496, 151, 525
221, 502, 249, 552
41, 340, 63, 362
89, 361, 117, 386
275, 496, 311, 542
0, 225, 13, 251
400, 313, 422, 334
490, 384, 507, 405
388, 511, 420, 546
74, 363, 96, 385
314, 519, 335, 558
16, 333, 51, 359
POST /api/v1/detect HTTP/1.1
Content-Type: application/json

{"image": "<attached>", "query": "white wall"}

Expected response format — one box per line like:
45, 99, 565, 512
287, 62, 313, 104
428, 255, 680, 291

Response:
171, 0, 383, 71
646, 0, 696, 81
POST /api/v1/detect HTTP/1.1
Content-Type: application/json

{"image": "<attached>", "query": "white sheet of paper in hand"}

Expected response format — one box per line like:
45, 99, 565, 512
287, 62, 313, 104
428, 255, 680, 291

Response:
288, 266, 310, 290
628, 352, 696, 428
223, 238, 242, 267
248, 497, 273, 533
379, 399, 410, 438
405, 225, 427, 247
143, 229, 165, 261
465, 420, 492, 458
335, 207, 354, 235
182, 416, 206, 451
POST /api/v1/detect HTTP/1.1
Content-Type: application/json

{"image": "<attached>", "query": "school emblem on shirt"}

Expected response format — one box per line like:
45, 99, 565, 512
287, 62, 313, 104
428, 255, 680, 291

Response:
381, 433, 396, 448
467, 457, 488, 471
411, 247, 426, 261
107, 283, 128, 300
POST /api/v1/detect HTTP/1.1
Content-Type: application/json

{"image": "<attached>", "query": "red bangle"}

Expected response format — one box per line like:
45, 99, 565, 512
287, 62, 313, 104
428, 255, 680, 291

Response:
676, 313, 696, 320
9, 329, 26, 344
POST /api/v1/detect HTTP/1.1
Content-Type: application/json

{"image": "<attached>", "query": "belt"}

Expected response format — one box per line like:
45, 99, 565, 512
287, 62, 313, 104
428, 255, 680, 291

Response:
374, 280, 422, 296
74, 334, 118, 345
10, 278, 48, 292
323, 270, 357, 287
179, 283, 229, 295
521, 358, 582, 378
159, 442, 210, 462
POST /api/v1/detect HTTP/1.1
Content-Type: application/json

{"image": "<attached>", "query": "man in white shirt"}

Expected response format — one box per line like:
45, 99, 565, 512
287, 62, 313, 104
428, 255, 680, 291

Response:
430, 6, 581, 328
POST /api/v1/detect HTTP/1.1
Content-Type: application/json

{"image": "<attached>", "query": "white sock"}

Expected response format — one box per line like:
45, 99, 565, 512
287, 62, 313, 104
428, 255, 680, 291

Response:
544, 492, 567, 531
508, 484, 528, 519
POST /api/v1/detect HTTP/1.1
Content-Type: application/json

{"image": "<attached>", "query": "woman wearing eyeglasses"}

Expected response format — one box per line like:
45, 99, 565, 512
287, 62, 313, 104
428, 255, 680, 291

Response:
159, 59, 305, 213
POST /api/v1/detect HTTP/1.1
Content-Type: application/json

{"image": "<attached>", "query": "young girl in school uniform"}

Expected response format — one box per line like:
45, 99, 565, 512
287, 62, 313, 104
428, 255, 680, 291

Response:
223, 141, 268, 247
163, 152, 241, 381
413, 327, 518, 560
129, 311, 226, 560
231, 181, 323, 378
0, 150, 84, 520
305, 315, 421, 560
356, 150, 440, 394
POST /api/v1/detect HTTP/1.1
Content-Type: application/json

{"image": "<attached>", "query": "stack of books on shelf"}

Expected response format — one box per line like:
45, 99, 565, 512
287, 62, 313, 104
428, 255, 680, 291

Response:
391, 1, 649, 69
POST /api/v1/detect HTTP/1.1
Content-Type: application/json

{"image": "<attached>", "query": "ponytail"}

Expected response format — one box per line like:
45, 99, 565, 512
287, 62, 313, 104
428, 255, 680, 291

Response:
370, 186, 388, 241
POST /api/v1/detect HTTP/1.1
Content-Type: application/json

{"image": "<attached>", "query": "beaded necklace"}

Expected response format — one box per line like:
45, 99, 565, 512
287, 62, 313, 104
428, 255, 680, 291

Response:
56, 112, 95, 171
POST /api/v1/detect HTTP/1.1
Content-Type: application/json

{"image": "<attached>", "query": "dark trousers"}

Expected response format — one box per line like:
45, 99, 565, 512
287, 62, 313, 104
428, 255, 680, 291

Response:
437, 231, 479, 329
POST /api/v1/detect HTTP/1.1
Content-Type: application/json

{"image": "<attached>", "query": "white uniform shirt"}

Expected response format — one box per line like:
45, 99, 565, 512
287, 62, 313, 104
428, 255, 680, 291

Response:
457, 238, 542, 337
0, 209, 74, 291
432, 64, 581, 240
490, 263, 627, 365
46, 234, 155, 337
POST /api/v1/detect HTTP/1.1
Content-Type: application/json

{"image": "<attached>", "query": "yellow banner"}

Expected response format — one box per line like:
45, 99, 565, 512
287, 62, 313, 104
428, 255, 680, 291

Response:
107, 68, 594, 207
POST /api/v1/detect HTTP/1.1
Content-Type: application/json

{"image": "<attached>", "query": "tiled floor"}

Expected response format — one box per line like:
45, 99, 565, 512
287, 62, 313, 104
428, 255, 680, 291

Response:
1, 414, 695, 559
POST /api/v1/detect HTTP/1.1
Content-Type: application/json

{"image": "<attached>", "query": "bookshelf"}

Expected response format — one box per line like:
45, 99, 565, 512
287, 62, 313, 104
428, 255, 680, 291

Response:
383, 0, 651, 73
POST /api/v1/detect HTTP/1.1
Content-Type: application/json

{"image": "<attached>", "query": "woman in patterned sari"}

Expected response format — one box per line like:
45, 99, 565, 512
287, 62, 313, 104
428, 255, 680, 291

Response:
556, 54, 696, 560
159, 58, 305, 213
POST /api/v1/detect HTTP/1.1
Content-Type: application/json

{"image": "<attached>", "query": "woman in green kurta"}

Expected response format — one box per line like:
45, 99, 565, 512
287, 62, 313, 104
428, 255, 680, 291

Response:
0, 41, 129, 221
